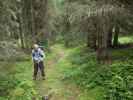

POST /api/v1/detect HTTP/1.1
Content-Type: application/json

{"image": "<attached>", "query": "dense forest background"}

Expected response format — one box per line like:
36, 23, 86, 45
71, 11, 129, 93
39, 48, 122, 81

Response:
0, 0, 133, 100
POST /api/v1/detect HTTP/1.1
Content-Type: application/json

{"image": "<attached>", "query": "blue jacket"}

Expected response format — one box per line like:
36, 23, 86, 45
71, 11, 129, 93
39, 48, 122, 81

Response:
32, 48, 45, 62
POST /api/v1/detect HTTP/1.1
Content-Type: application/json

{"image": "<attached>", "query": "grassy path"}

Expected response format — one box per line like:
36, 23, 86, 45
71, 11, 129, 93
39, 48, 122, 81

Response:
13, 37, 133, 100
34, 44, 81, 100
15, 44, 88, 100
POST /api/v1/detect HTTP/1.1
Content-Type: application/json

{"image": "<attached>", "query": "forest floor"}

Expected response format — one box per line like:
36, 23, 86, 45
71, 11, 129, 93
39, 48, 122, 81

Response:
5, 36, 133, 100
34, 44, 82, 100
15, 44, 97, 100
14, 36, 133, 100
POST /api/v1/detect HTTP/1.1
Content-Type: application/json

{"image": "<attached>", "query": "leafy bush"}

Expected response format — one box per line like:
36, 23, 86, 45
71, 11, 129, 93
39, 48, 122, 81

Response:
0, 62, 18, 97
0, 61, 37, 100
63, 47, 133, 100
9, 80, 37, 100
0, 41, 32, 99
105, 62, 133, 100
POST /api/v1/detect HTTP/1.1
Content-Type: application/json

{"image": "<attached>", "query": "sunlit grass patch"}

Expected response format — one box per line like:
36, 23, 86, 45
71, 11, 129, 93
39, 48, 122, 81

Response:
119, 36, 133, 44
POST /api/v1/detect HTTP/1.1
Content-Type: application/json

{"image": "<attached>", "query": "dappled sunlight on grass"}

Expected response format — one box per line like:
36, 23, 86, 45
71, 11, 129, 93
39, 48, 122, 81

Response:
119, 36, 133, 44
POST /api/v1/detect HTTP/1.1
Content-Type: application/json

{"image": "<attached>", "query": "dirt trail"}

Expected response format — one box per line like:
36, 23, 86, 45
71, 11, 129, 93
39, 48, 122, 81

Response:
34, 45, 80, 100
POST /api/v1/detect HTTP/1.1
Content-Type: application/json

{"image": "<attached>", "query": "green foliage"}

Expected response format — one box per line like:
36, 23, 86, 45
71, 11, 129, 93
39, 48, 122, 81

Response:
0, 62, 18, 96
0, 61, 38, 100
9, 80, 37, 100
62, 45, 133, 100
0, 47, 36, 100
105, 61, 133, 100
0, 0, 19, 40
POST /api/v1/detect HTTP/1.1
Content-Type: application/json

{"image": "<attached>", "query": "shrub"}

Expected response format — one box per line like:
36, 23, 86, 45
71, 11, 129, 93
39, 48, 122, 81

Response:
63, 47, 133, 100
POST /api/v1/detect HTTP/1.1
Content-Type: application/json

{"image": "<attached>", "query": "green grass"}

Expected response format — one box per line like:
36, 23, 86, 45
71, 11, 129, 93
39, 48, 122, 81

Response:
2, 44, 95, 100
2, 35, 133, 100
79, 87, 105, 100
119, 36, 133, 44
52, 45, 106, 100
57, 46, 106, 100
64, 36, 133, 100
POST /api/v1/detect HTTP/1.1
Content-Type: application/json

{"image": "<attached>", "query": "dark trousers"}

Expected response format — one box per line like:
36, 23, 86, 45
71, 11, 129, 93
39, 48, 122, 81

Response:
33, 61, 45, 78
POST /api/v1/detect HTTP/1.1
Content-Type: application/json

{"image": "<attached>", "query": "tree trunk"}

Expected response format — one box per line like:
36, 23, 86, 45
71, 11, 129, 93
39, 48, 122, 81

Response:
113, 25, 119, 47
30, 0, 49, 44
18, 13, 25, 49
87, 33, 97, 50
30, 0, 36, 42
87, 20, 97, 50
97, 31, 106, 63
107, 26, 113, 48
97, 13, 111, 64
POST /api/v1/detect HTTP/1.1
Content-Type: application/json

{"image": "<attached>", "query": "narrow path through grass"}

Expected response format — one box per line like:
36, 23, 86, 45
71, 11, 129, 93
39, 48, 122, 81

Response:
11, 37, 133, 100
15, 44, 102, 100
15, 44, 85, 100
34, 44, 83, 100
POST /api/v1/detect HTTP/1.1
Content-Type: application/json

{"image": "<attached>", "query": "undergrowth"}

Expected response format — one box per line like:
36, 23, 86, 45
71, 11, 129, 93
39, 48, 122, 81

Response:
63, 46, 133, 100
0, 60, 37, 100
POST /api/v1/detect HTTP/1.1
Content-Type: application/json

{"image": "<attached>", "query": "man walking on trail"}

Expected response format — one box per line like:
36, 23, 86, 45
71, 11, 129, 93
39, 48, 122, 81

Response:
32, 44, 45, 80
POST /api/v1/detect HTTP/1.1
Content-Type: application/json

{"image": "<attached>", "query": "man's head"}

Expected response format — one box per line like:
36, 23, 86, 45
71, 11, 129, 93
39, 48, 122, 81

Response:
33, 44, 39, 50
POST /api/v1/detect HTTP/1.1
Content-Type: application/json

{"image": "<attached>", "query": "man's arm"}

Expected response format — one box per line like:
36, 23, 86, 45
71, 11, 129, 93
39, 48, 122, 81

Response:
39, 49, 46, 59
